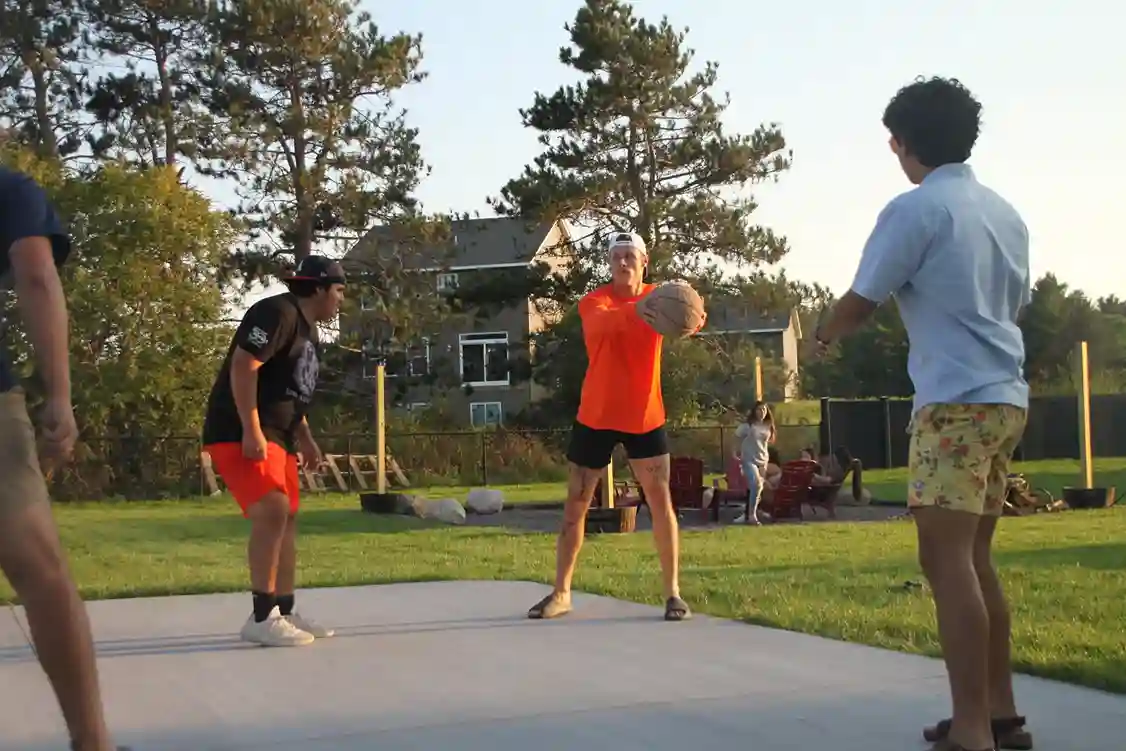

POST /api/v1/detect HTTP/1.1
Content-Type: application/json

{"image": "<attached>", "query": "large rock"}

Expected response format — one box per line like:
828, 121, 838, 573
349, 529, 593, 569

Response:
419, 497, 467, 525
466, 488, 505, 515
360, 492, 422, 516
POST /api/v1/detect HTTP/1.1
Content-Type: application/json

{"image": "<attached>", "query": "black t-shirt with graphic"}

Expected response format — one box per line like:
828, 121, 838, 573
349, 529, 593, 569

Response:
202, 293, 320, 453
0, 167, 71, 393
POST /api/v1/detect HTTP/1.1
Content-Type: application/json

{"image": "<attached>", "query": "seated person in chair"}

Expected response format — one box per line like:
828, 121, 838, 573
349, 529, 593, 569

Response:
764, 446, 782, 489
799, 446, 840, 486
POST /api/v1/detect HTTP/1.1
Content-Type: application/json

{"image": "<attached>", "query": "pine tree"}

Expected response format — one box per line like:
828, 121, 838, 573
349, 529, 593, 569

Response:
489, 0, 792, 285
82, 0, 211, 168
198, 0, 430, 268
0, 0, 89, 158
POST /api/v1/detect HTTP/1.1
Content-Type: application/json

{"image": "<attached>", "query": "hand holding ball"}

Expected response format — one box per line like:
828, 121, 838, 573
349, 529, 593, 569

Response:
637, 281, 707, 338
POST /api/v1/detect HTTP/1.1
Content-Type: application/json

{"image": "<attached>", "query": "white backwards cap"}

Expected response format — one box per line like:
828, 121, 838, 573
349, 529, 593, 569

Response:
607, 230, 647, 256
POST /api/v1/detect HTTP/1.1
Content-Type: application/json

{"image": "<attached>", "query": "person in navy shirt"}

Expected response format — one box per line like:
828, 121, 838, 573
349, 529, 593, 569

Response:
0, 165, 127, 750
815, 78, 1033, 751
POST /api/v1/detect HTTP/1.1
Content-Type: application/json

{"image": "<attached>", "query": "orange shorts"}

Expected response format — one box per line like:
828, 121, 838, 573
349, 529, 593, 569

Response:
204, 441, 300, 517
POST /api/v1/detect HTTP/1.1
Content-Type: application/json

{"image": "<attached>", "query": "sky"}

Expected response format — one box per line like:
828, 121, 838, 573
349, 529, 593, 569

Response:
217, 0, 1124, 307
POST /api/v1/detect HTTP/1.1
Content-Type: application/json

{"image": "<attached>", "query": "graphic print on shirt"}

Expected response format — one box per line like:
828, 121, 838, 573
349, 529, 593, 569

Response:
247, 326, 269, 349
291, 339, 319, 402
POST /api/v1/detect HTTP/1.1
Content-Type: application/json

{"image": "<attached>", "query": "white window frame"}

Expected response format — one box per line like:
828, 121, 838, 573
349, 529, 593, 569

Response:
362, 338, 431, 379
469, 401, 503, 428
458, 332, 510, 387
436, 272, 459, 292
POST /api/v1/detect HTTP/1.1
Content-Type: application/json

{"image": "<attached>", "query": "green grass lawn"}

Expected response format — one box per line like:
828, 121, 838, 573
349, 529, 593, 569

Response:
2, 478, 1122, 694
864, 457, 1126, 504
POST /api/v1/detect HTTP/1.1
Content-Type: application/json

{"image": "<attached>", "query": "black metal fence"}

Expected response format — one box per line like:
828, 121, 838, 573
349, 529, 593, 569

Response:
48, 422, 822, 501
819, 395, 1126, 470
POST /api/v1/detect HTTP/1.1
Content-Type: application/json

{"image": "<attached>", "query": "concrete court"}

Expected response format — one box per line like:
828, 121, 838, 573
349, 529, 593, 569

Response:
1, 580, 1122, 750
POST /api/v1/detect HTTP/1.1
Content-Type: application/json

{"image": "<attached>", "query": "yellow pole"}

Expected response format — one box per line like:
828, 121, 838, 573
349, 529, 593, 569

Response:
1075, 341, 1093, 489
603, 457, 614, 509
754, 356, 763, 401
376, 362, 387, 494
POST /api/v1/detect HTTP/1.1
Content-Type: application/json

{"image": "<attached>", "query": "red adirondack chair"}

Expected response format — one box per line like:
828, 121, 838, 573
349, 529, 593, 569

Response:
669, 456, 708, 513
763, 459, 817, 521
592, 474, 647, 509
710, 454, 750, 522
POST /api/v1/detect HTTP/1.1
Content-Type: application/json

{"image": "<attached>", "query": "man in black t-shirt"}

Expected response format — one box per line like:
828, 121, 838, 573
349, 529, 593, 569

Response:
203, 255, 345, 647
0, 166, 127, 750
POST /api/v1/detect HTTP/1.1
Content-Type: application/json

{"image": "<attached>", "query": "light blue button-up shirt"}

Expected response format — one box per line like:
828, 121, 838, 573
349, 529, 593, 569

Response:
850, 163, 1031, 415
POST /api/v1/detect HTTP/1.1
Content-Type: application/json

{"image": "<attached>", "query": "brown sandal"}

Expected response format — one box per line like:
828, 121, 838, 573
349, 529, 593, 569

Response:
924, 716, 1032, 750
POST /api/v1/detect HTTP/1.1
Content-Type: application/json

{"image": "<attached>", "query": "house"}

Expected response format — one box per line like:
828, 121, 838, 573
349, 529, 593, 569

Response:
694, 302, 803, 401
342, 216, 573, 427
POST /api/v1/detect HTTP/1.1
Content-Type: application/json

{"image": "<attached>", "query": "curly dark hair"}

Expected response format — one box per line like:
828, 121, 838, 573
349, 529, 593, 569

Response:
882, 76, 982, 168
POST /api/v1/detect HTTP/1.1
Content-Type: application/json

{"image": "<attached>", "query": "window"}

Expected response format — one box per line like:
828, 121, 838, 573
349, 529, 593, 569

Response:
469, 401, 503, 428
459, 332, 509, 386
386, 339, 431, 379
363, 338, 430, 379
436, 273, 459, 292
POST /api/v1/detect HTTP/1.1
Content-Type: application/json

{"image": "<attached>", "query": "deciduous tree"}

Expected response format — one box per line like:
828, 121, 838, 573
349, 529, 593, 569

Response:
1, 145, 234, 497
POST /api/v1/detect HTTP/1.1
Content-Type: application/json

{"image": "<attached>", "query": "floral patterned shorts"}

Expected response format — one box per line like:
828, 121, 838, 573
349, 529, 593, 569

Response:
907, 403, 1027, 516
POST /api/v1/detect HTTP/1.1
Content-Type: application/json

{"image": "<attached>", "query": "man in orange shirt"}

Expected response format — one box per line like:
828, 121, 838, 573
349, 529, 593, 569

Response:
528, 231, 698, 622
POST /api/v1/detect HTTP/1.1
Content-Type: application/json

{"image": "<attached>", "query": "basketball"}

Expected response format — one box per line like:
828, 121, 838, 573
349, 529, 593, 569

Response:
638, 281, 706, 338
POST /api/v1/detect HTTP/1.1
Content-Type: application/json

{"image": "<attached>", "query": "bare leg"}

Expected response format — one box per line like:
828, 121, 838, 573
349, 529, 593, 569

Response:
630, 454, 680, 600
553, 463, 602, 596
275, 515, 297, 597
246, 491, 290, 594
0, 500, 114, 751
528, 464, 600, 619
915, 507, 993, 750
974, 516, 1019, 719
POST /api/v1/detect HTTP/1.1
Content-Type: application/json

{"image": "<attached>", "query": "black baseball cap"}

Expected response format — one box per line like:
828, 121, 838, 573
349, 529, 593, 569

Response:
283, 255, 346, 286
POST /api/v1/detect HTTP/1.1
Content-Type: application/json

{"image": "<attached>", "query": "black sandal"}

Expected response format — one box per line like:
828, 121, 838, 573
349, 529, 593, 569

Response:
924, 716, 1032, 750
527, 594, 571, 620
664, 596, 691, 621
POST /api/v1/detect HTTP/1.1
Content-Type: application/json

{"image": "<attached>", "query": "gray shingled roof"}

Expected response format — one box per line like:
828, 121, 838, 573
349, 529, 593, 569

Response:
702, 301, 798, 335
346, 217, 555, 269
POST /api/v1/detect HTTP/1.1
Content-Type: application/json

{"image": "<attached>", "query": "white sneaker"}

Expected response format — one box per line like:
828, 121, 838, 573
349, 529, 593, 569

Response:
285, 610, 335, 638
240, 608, 315, 647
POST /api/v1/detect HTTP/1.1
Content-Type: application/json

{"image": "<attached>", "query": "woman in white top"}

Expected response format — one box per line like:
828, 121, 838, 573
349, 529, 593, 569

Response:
733, 401, 776, 524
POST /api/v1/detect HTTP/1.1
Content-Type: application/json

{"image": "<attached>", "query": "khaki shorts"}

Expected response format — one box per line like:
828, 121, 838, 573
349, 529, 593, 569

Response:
0, 390, 51, 516
907, 403, 1027, 517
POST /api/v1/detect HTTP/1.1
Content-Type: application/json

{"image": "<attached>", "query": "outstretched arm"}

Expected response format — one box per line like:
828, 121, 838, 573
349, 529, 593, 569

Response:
817, 195, 935, 345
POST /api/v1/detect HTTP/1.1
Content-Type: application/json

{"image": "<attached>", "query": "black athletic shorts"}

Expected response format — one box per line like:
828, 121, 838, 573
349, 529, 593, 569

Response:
565, 420, 670, 470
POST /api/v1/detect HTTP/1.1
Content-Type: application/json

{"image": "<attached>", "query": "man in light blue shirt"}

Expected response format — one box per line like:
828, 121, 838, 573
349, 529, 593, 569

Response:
815, 77, 1033, 751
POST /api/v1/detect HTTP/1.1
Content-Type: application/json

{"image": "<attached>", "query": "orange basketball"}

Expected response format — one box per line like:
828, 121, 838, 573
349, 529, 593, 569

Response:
638, 281, 706, 338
